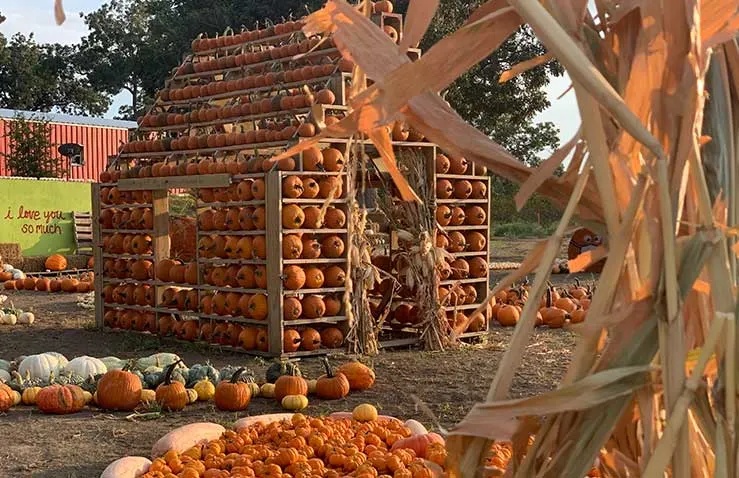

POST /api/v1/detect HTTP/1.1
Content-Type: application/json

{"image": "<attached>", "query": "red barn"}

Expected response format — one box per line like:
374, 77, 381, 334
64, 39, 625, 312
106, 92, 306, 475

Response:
0, 109, 136, 181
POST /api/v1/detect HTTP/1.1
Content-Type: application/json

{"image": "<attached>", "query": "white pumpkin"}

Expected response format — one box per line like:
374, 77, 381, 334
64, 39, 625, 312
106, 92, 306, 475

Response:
0, 311, 5, 325
100, 456, 152, 478
2, 264, 13, 272
135, 353, 182, 371
0, 359, 10, 371
45, 352, 68, 369
18, 353, 63, 379
11, 269, 25, 280
0, 369, 10, 383
100, 356, 127, 371
4, 314, 17, 326
65, 356, 107, 377
18, 312, 34, 324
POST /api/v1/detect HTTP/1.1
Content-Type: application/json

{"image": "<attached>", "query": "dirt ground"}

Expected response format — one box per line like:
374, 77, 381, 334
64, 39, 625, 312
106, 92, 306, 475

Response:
0, 238, 584, 477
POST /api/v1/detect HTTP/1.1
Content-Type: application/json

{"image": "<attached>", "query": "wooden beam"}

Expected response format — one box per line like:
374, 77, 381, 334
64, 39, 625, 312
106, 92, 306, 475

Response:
266, 171, 285, 357
92, 184, 104, 329
152, 190, 170, 306
118, 174, 231, 191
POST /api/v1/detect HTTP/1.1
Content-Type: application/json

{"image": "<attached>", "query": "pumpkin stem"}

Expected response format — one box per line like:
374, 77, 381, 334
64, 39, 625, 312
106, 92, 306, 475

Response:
321, 357, 334, 378
231, 367, 246, 384
545, 287, 552, 308
163, 360, 182, 386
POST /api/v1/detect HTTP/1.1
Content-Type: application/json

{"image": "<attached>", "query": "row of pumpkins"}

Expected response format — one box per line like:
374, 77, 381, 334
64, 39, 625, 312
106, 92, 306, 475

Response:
491, 281, 592, 327
198, 203, 347, 234
103, 310, 346, 352
0, 352, 374, 414
3, 274, 94, 294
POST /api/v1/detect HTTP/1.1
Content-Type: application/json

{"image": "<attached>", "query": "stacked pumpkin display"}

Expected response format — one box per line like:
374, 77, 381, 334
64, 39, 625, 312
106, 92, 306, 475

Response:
368, 152, 491, 341
489, 280, 592, 328
93, 0, 424, 354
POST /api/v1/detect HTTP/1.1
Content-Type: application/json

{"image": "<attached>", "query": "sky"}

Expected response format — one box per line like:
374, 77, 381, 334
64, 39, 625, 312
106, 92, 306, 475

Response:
0, 0, 581, 149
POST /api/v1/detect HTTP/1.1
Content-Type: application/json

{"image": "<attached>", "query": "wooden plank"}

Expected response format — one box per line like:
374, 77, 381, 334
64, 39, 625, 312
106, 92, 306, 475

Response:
119, 174, 231, 191
152, 189, 170, 306
92, 184, 105, 329
266, 170, 285, 356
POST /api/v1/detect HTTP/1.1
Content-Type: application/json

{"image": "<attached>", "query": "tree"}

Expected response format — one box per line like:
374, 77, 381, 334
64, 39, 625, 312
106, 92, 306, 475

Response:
77, 0, 153, 119
0, 33, 110, 115
1, 114, 63, 178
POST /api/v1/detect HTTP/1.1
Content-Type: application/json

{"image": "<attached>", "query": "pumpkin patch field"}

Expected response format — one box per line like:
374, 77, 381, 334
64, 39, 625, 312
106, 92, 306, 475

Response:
0, 283, 577, 477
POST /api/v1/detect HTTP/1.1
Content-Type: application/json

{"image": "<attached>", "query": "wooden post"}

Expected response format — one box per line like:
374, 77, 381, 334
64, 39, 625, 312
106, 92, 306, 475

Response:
152, 190, 170, 308
92, 183, 104, 329
266, 171, 284, 356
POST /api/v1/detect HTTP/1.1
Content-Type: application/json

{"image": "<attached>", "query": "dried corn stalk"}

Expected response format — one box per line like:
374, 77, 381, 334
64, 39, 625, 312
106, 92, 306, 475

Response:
271, 0, 739, 476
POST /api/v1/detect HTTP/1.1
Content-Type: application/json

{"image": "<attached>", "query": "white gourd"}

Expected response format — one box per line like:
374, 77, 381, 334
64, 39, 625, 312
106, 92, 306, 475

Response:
2, 264, 13, 272
0, 369, 10, 382
5, 314, 17, 326
135, 353, 182, 371
45, 352, 68, 369
0, 311, 5, 325
18, 353, 62, 379
11, 269, 25, 280
65, 356, 107, 377
0, 359, 10, 371
18, 312, 34, 324
100, 356, 127, 371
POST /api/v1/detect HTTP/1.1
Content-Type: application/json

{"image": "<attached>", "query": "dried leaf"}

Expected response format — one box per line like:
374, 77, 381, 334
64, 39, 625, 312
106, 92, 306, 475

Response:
399, 0, 440, 52
700, 0, 739, 50
499, 53, 554, 83
54, 0, 66, 25
366, 128, 420, 202
568, 245, 608, 273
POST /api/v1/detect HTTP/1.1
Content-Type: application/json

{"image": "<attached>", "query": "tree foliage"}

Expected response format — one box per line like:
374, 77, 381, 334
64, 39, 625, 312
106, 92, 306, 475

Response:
0, 33, 109, 115
1, 114, 63, 178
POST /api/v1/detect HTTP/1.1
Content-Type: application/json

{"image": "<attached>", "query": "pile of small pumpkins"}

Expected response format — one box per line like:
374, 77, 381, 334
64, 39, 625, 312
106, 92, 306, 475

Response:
491, 281, 592, 328
0, 352, 376, 415
3, 272, 94, 294
103, 408, 446, 478
103, 308, 346, 352
0, 302, 34, 326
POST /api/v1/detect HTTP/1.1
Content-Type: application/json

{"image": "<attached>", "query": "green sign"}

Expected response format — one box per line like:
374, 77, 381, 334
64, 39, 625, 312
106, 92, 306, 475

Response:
0, 178, 91, 256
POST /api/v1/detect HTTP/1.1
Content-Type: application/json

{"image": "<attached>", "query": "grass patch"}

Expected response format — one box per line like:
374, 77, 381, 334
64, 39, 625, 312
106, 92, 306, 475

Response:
169, 194, 196, 217
491, 222, 557, 238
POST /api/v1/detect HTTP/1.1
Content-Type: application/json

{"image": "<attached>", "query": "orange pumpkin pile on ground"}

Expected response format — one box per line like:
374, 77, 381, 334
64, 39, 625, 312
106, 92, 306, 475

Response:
489, 280, 593, 328
3, 273, 95, 294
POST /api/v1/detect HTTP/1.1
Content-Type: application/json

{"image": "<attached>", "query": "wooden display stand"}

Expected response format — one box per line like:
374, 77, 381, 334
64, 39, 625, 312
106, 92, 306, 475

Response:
92, 6, 492, 354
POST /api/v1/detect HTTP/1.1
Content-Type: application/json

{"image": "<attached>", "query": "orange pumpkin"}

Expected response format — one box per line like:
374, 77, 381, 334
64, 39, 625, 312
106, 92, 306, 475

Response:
282, 234, 303, 259
449, 156, 469, 174
325, 207, 346, 229
318, 177, 343, 199
435, 154, 451, 173
321, 235, 345, 258
465, 206, 487, 225
238, 326, 259, 350
470, 181, 487, 199
304, 266, 325, 289
301, 236, 322, 259
302, 295, 326, 318
320, 327, 344, 348
248, 294, 268, 320
447, 232, 467, 252
468, 257, 488, 278
450, 259, 470, 279
284, 297, 303, 320
321, 148, 344, 172
236, 265, 256, 288
323, 266, 346, 287
302, 206, 323, 229
436, 179, 453, 199
282, 176, 304, 198
318, 290, 340, 316
301, 177, 320, 198
283, 265, 307, 290
282, 204, 305, 229
283, 329, 302, 353
466, 232, 487, 251
252, 236, 267, 259
302, 147, 324, 171
251, 179, 267, 200
436, 206, 452, 226
45, 254, 67, 271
